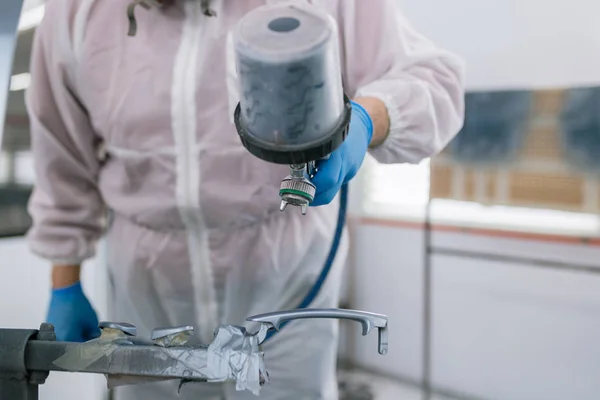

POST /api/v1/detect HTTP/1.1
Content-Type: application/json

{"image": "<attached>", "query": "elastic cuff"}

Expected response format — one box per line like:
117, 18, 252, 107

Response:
28, 244, 95, 266
48, 257, 90, 266
355, 91, 402, 149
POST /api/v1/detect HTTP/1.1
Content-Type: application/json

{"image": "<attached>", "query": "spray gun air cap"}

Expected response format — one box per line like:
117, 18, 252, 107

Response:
233, 2, 351, 166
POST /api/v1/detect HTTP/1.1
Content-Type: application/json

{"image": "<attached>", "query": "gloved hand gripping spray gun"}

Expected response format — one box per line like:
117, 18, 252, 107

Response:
233, 2, 352, 215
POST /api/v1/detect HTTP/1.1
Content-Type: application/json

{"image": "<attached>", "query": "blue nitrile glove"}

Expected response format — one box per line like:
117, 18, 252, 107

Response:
311, 101, 374, 206
46, 282, 101, 342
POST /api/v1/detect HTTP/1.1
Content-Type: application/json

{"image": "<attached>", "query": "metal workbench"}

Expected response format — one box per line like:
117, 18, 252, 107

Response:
0, 309, 388, 399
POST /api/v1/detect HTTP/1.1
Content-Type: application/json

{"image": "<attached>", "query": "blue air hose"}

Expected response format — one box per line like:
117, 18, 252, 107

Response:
263, 183, 349, 342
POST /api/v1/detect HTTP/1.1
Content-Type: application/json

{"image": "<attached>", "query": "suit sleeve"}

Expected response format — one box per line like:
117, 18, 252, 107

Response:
26, 2, 105, 265
338, 0, 466, 164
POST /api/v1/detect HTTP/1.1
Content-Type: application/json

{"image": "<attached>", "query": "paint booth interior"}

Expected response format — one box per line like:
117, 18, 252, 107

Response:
2, 0, 600, 399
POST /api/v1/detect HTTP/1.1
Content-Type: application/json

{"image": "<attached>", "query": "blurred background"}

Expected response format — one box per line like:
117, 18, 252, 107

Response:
2, 0, 600, 399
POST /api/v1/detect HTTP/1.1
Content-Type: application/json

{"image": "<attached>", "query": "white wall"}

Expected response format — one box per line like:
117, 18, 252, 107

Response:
399, 0, 600, 90
346, 224, 425, 383
431, 253, 600, 400
0, 238, 109, 400
348, 222, 600, 400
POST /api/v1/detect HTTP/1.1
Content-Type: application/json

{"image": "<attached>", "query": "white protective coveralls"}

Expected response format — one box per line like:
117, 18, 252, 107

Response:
26, 0, 465, 398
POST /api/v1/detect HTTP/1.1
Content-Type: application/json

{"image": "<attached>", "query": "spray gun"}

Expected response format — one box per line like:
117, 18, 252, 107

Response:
233, 2, 351, 215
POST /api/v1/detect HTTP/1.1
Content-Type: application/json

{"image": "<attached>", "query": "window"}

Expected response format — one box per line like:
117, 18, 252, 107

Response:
361, 155, 430, 221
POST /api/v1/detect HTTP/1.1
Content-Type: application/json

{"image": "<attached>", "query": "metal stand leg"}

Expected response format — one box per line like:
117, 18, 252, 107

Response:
0, 328, 41, 400
0, 379, 39, 400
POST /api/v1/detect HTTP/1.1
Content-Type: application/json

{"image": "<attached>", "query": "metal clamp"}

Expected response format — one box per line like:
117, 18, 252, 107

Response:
98, 322, 137, 337
151, 326, 194, 341
151, 326, 194, 347
247, 308, 388, 355
29, 323, 55, 385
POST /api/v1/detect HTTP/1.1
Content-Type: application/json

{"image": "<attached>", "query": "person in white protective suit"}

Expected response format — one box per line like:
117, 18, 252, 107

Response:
26, 0, 465, 398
